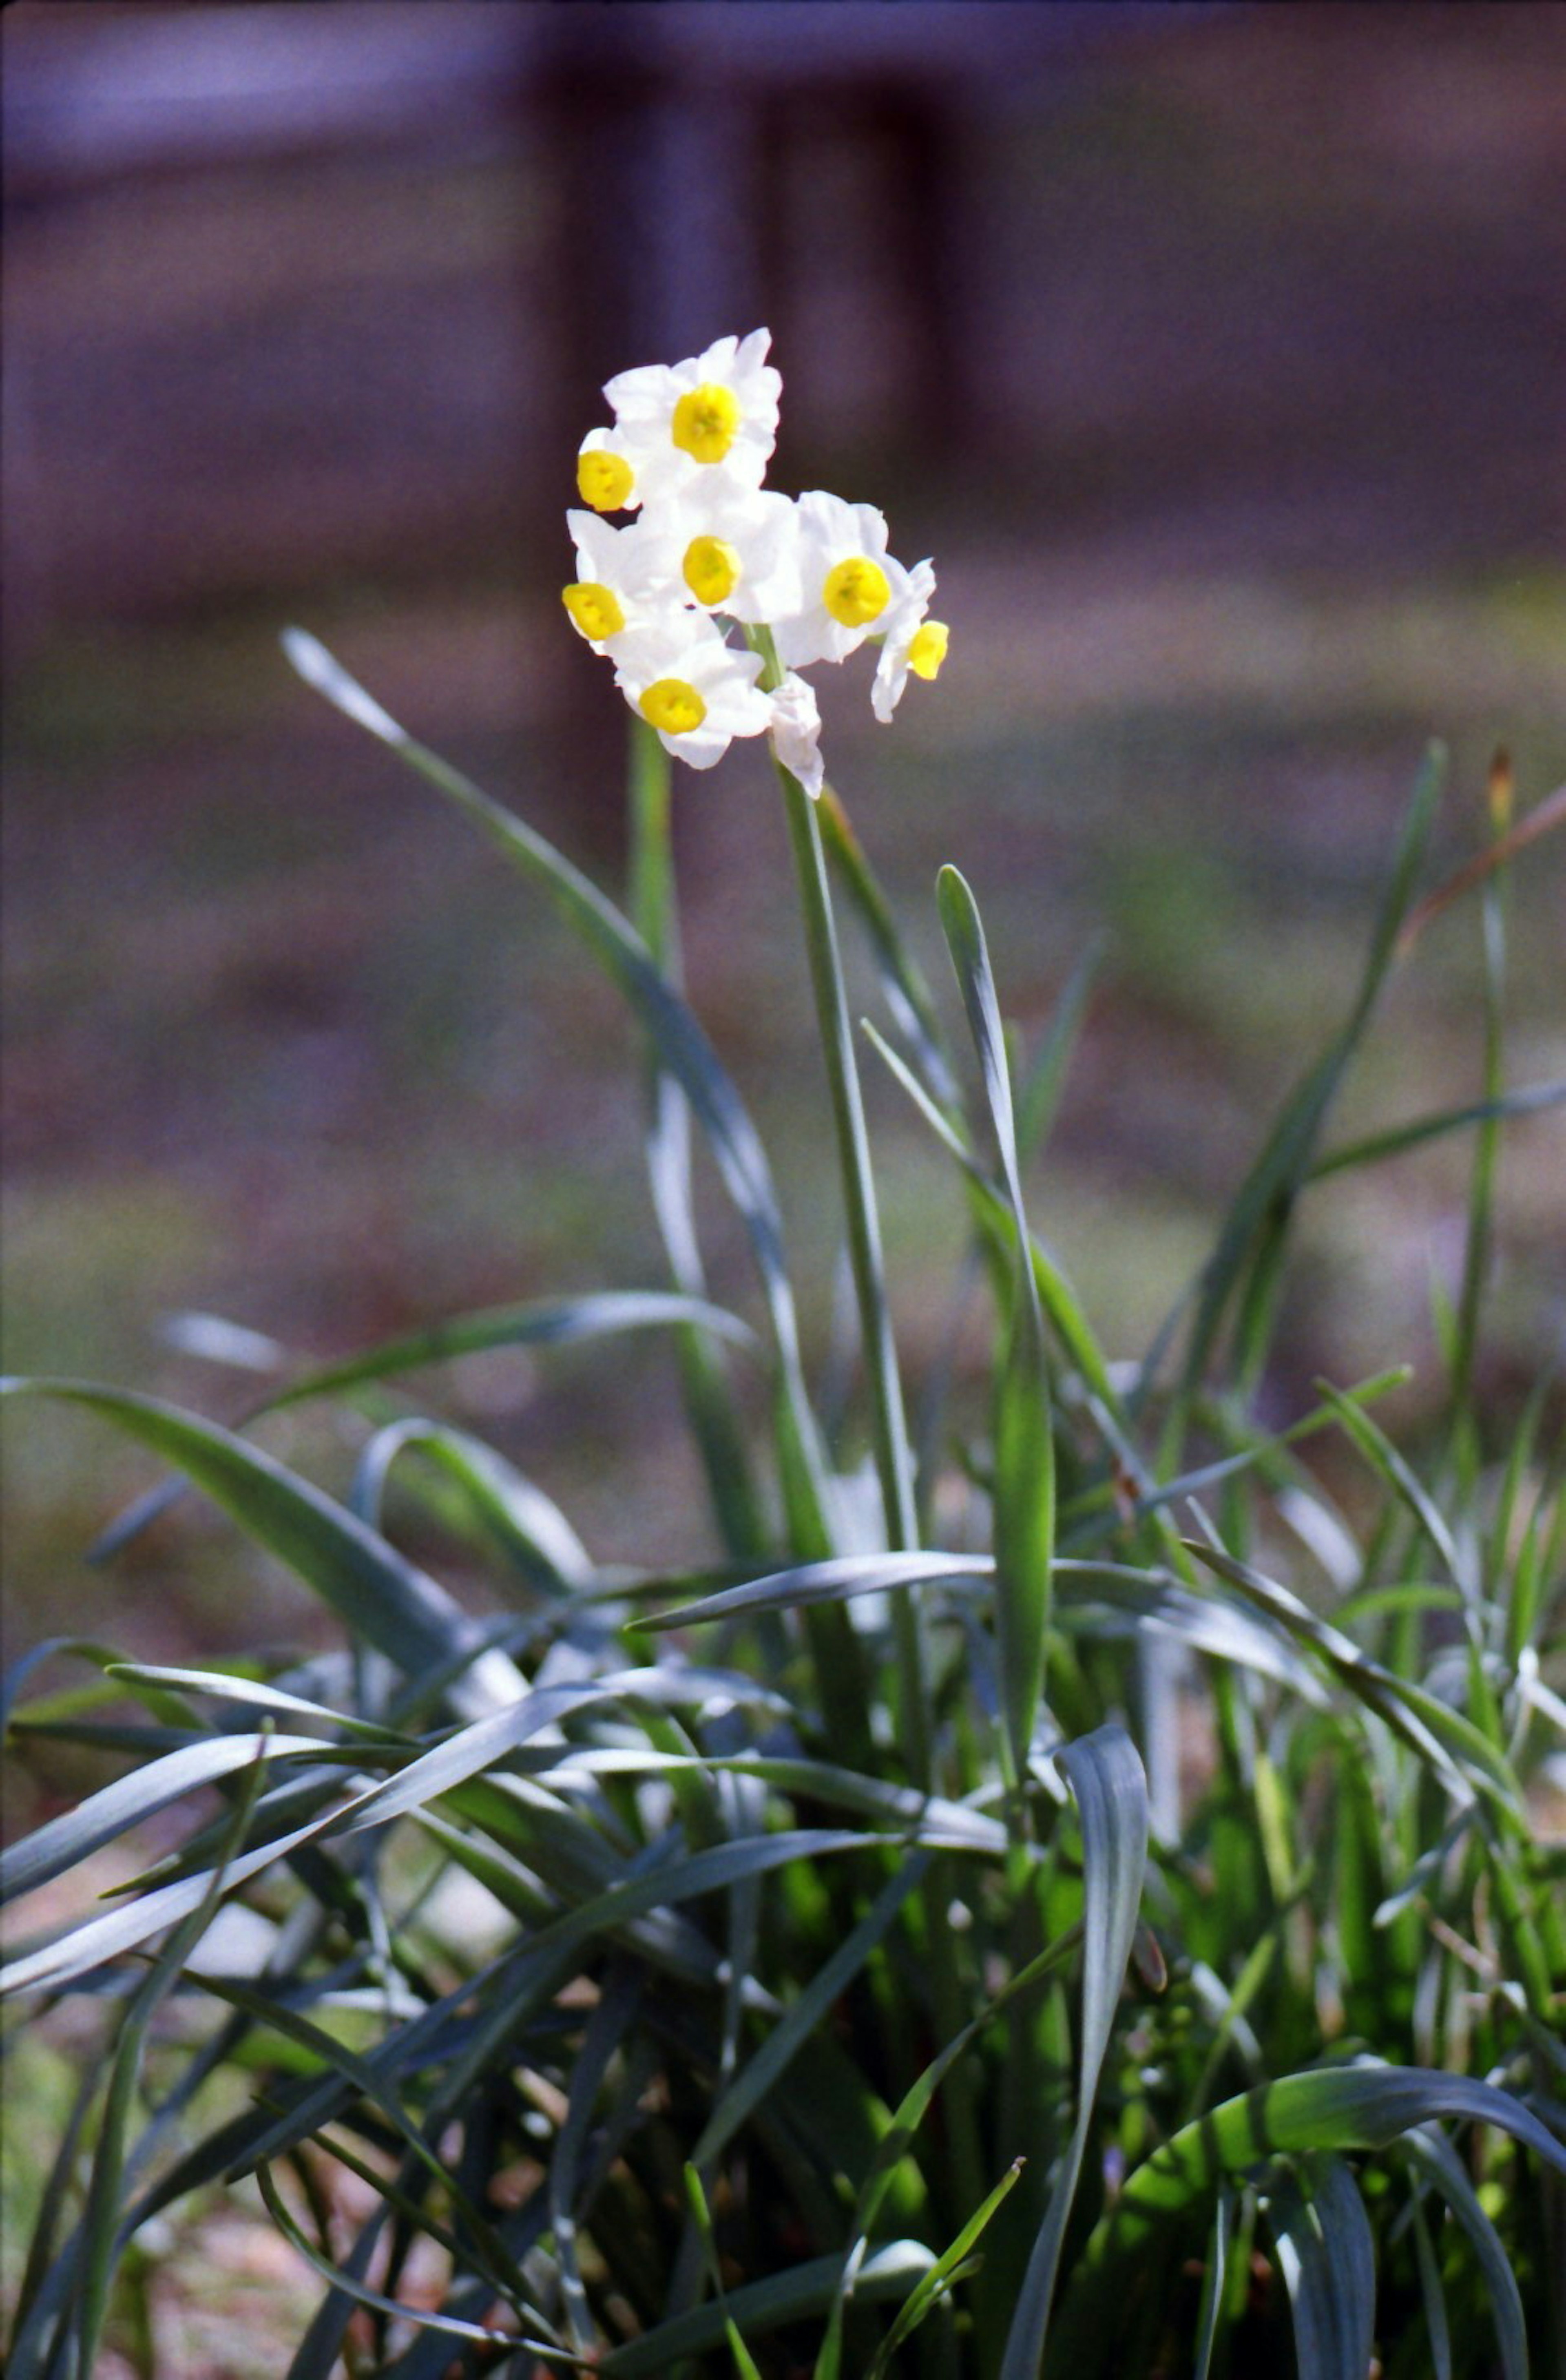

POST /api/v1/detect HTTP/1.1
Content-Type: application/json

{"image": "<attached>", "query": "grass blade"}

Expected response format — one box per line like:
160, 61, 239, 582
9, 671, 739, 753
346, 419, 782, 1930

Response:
1001, 1723, 1149, 2377
282, 627, 830, 1527
865, 2157, 1026, 2379
0, 1378, 523, 1719
1166, 740, 1446, 1415
939, 866, 1055, 1787
1263, 2155, 1376, 2380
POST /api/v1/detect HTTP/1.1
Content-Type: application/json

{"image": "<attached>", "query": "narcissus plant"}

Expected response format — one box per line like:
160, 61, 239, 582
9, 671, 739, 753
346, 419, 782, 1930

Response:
567, 328, 949, 788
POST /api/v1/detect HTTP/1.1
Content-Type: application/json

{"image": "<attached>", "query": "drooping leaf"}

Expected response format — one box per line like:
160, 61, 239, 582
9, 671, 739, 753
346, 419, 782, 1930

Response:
0, 1378, 524, 1719
1263, 2155, 1376, 2380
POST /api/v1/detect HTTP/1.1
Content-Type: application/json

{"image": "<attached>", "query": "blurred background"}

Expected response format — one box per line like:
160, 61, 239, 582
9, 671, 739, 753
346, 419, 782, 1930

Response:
4, 0, 1565, 1671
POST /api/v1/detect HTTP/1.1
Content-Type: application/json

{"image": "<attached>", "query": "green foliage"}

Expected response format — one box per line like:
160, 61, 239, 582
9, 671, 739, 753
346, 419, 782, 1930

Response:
4, 647, 1564, 2378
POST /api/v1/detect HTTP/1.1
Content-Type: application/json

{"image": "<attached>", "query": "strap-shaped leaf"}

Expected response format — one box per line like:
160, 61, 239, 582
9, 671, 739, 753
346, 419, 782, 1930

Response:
282, 628, 829, 1526
1168, 740, 1445, 1408
1183, 1533, 1523, 1816
0, 1377, 522, 1717
816, 783, 961, 1112
1, 1730, 332, 1907
864, 2156, 1026, 2378
1264, 2155, 1376, 2380
939, 866, 1054, 1784
641, 1550, 995, 1630
1400, 2125, 1528, 2380
1053, 2059, 1566, 2360
350, 1417, 593, 1592
689, 1854, 929, 2170
598, 2241, 933, 2376
1001, 1723, 1149, 2377
1310, 1079, 1566, 1179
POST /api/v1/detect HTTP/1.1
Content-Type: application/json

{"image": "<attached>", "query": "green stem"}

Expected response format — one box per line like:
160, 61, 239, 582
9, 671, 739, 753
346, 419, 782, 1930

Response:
628, 718, 768, 1562
750, 631, 929, 1781
745, 634, 993, 2231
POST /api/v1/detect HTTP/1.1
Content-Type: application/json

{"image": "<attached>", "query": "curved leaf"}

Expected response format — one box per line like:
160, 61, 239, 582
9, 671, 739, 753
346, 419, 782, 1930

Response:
1001, 1723, 1149, 2377
0, 1730, 333, 1907
1054, 2059, 1566, 2359
0, 1378, 524, 1719
265, 1288, 756, 1413
281, 629, 829, 1516
641, 1550, 995, 1631
599, 2241, 933, 2377
1263, 2155, 1376, 2380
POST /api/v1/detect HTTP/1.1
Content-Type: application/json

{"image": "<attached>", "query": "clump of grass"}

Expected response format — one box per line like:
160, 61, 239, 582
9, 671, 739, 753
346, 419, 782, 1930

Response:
3, 640, 1563, 2380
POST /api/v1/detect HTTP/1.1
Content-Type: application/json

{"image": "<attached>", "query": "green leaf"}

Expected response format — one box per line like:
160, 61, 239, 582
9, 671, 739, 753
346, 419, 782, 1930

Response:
1309, 1079, 1566, 1181
817, 783, 961, 1112
1182, 1533, 1524, 1816
0, 1378, 523, 1719
349, 1417, 593, 1592
864, 2157, 1026, 2379
690, 1855, 929, 2170
1400, 2125, 1528, 2380
1053, 2059, 1566, 2360
1263, 2155, 1376, 2380
267, 1289, 755, 1412
0, 1730, 332, 1907
683, 2163, 767, 2380
938, 866, 1054, 1785
814, 1920, 1085, 2380
639, 1550, 995, 1630
1191, 2182, 1240, 2380
1169, 740, 1446, 1409
1015, 934, 1104, 1162
253, 2164, 564, 2362
75, 1733, 272, 2380
281, 628, 829, 1516
598, 2243, 933, 2376
1001, 1723, 1149, 2377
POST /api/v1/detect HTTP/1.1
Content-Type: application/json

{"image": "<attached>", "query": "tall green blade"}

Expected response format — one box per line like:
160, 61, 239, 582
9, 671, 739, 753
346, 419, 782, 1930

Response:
939, 866, 1054, 1788
1000, 1724, 1149, 2376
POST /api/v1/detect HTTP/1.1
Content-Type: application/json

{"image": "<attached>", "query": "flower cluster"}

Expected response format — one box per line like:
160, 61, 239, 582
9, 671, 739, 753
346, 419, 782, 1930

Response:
563, 330, 948, 796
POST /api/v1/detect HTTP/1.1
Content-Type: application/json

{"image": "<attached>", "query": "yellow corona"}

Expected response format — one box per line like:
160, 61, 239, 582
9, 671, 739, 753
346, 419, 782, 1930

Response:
577, 449, 635, 513
682, 536, 743, 607
639, 679, 708, 735
561, 583, 626, 641
823, 557, 891, 629
670, 384, 741, 465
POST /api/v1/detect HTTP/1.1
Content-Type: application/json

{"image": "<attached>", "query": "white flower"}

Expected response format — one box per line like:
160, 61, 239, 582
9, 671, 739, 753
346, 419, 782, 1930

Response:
610, 616, 772, 769
560, 510, 679, 651
603, 330, 781, 504
771, 491, 914, 671
871, 559, 948, 723
637, 483, 803, 626
768, 672, 824, 798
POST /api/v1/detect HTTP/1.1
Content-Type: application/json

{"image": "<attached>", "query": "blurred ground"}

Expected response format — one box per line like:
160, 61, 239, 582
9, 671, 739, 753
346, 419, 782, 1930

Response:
3, 1, 1564, 1694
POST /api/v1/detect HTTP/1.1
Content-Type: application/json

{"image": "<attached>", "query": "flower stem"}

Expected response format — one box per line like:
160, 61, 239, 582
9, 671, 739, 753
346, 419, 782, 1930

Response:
750, 630, 930, 1785
628, 718, 767, 1564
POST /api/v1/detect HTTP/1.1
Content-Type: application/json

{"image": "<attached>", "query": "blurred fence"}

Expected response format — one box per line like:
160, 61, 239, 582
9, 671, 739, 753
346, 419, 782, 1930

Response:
7, 0, 1563, 653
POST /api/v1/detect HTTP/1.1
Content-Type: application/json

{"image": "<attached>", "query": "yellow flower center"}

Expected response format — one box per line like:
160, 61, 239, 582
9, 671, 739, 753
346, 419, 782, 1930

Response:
823, 556, 891, 629
577, 448, 635, 512
639, 678, 707, 735
671, 383, 741, 464
561, 582, 626, 641
683, 535, 742, 607
908, 620, 949, 681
